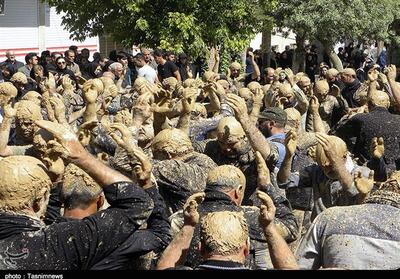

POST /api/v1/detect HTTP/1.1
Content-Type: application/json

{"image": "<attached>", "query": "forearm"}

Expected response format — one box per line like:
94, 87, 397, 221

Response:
208, 91, 221, 112
249, 101, 262, 125
277, 154, 294, 184
0, 117, 13, 156
156, 224, 195, 269
251, 58, 260, 80
212, 59, 219, 74
177, 112, 190, 135
264, 223, 298, 270
388, 78, 400, 106
83, 103, 97, 123
68, 107, 86, 124
240, 116, 272, 160
311, 111, 325, 133
74, 151, 132, 187
334, 163, 353, 191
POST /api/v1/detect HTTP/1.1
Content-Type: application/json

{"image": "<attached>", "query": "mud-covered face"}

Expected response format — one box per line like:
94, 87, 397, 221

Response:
217, 135, 249, 158
138, 118, 154, 144
16, 118, 35, 140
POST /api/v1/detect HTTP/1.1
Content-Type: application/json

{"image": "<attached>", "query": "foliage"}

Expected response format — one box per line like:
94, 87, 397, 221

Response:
274, 0, 400, 48
45, 0, 276, 58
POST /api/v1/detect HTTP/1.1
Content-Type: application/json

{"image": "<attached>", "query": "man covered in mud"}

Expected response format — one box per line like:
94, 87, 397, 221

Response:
0, 120, 153, 269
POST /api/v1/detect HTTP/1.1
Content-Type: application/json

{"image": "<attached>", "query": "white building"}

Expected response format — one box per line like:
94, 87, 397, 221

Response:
0, 0, 98, 62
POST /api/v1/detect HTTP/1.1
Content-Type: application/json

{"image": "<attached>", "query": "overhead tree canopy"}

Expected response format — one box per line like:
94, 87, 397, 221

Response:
45, 0, 276, 58
274, 0, 400, 69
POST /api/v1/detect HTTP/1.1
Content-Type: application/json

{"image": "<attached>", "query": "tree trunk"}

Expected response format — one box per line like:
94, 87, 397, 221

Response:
326, 46, 343, 71
293, 35, 305, 73
261, 28, 272, 68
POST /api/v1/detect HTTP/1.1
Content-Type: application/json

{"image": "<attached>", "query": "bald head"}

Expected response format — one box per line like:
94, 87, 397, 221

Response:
369, 90, 390, 109
217, 117, 245, 140
207, 165, 246, 192
201, 211, 249, 258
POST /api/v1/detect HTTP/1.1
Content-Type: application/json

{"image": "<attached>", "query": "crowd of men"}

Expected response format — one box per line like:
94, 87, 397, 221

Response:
0, 42, 399, 270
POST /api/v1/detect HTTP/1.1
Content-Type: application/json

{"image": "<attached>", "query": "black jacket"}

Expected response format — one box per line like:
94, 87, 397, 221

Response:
44, 184, 171, 270
341, 79, 361, 108
335, 106, 400, 170
183, 186, 298, 269
0, 182, 153, 269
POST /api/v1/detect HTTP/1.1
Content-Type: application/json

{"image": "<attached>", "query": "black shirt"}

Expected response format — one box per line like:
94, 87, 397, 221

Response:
157, 61, 178, 81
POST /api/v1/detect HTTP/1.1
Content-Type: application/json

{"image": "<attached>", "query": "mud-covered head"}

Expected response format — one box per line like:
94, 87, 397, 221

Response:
152, 128, 193, 160
0, 156, 51, 218
278, 83, 294, 99
217, 117, 250, 158
191, 103, 207, 120
206, 165, 246, 205
368, 90, 390, 109
326, 68, 339, 82
133, 77, 149, 93
15, 100, 43, 141
285, 107, 301, 131
21, 91, 42, 106
62, 164, 103, 210
0, 82, 18, 106
314, 80, 330, 102
200, 211, 249, 259
316, 135, 348, 179
229, 62, 242, 78
10, 72, 28, 87
202, 71, 218, 83
247, 81, 262, 94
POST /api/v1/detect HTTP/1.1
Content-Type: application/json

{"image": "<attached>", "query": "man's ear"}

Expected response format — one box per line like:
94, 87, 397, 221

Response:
235, 185, 244, 199
244, 237, 250, 257
97, 195, 105, 210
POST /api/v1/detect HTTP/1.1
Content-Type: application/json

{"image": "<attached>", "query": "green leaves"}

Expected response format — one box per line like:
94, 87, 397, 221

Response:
275, 0, 400, 48
45, 0, 275, 58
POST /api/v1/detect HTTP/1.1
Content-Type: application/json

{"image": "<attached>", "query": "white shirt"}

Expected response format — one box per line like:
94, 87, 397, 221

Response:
137, 64, 157, 84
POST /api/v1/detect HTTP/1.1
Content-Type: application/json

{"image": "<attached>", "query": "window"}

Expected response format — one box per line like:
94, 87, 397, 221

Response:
0, 0, 4, 15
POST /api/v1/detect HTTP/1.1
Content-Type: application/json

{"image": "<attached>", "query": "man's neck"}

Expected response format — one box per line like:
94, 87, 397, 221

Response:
63, 204, 97, 220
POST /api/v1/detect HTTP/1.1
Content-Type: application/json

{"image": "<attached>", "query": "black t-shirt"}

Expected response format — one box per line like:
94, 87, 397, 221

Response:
158, 61, 178, 81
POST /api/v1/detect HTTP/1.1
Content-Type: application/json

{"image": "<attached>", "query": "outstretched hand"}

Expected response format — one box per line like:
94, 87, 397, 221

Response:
370, 137, 384, 159
354, 170, 374, 195
183, 192, 205, 226
35, 120, 86, 162
255, 151, 271, 187
257, 190, 276, 228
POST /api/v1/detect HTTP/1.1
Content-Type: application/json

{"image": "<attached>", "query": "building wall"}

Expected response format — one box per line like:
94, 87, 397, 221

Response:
0, 0, 98, 62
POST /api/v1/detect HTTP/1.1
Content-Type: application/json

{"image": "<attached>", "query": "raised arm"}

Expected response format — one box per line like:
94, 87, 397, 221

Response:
257, 191, 298, 270
226, 94, 273, 160
35, 120, 131, 187
277, 130, 298, 184
157, 193, 205, 270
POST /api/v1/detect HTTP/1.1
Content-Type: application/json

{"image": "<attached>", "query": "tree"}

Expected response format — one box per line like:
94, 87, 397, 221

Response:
274, 0, 400, 70
45, 0, 275, 59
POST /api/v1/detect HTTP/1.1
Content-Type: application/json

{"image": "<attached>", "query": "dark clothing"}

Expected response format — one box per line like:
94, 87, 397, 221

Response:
176, 62, 189, 82
196, 260, 248, 270
0, 59, 24, 72
153, 152, 217, 213
44, 184, 171, 269
341, 79, 362, 108
179, 187, 297, 269
193, 139, 279, 206
0, 182, 153, 270
157, 61, 179, 81
335, 106, 400, 169
305, 52, 318, 82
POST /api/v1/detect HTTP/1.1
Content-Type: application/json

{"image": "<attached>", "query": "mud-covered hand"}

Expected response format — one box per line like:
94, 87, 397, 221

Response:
3, 103, 16, 119
255, 151, 271, 187
226, 94, 249, 121
309, 96, 320, 114
370, 137, 385, 159
49, 96, 67, 124
285, 129, 298, 157
354, 170, 374, 195
316, 132, 341, 163
257, 190, 276, 228
386, 64, 397, 81
108, 123, 136, 153
35, 120, 86, 161
183, 192, 205, 226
